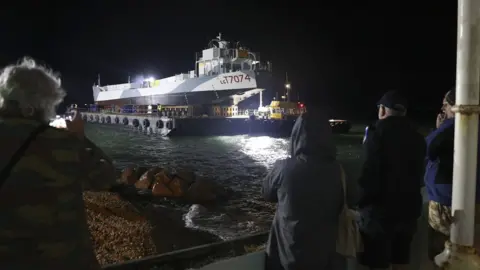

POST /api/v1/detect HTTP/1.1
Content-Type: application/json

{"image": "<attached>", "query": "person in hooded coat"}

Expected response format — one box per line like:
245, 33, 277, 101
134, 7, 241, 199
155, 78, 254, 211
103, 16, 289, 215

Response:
262, 111, 349, 270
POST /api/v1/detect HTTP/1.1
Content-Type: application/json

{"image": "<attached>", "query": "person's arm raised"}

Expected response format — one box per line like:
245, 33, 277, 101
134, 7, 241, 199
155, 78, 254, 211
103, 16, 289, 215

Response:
262, 160, 286, 203
79, 138, 118, 191
67, 110, 118, 191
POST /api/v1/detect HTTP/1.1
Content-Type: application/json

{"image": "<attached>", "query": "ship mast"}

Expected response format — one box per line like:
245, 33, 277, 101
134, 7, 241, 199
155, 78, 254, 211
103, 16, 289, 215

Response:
284, 72, 291, 102
216, 32, 228, 49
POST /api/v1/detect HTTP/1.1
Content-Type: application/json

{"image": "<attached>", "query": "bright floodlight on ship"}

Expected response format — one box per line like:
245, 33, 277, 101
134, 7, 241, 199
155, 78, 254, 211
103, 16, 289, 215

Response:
285, 83, 291, 89
145, 77, 155, 82
258, 106, 268, 112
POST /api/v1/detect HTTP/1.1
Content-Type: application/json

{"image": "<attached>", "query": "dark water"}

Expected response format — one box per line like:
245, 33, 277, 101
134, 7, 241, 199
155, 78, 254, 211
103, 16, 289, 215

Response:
85, 124, 365, 239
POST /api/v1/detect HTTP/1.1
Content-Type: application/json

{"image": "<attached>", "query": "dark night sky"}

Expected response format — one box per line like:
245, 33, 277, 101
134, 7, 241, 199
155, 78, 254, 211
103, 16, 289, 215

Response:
0, 1, 458, 122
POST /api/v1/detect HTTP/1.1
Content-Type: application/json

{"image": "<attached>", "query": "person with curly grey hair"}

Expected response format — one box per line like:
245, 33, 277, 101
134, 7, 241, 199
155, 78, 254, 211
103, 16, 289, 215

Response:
0, 58, 66, 122
0, 57, 118, 269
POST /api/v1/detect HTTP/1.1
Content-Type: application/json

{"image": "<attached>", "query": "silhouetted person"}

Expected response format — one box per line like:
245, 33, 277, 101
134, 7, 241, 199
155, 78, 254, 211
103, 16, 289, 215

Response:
357, 90, 426, 270
0, 58, 117, 269
424, 89, 480, 267
262, 111, 349, 270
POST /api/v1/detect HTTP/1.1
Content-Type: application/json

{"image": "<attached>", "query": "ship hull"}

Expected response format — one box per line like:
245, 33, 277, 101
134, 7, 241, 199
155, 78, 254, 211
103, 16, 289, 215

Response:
79, 112, 351, 137
167, 117, 294, 137
95, 89, 242, 106
94, 70, 272, 106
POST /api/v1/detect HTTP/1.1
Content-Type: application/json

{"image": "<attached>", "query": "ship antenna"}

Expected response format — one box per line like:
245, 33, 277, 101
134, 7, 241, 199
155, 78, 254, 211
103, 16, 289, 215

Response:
97, 74, 101, 86
217, 32, 222, 41
284, 72, 291, 102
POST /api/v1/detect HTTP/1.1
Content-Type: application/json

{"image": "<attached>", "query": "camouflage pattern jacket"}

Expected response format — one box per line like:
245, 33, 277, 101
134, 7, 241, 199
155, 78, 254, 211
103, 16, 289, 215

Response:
0, 118, 117, 270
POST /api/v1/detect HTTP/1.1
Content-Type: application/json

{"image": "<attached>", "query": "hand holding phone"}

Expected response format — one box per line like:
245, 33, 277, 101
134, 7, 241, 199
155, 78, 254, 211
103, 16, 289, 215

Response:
49, 117, 67, 129
436, 112, 446, 129
66, 109, 85, 138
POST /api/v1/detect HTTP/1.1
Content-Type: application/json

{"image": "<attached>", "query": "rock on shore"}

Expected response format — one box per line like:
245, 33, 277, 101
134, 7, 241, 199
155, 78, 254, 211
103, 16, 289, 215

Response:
119, 166, 233, 204
84, 191, 220, 265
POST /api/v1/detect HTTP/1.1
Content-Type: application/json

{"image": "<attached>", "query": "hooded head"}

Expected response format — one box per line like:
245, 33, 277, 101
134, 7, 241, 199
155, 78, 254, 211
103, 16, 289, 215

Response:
290, 111, 336, 161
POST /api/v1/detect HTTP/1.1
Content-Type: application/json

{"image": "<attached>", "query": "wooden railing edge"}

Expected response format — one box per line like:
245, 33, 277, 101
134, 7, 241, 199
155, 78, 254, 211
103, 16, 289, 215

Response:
102, 231, 269, 270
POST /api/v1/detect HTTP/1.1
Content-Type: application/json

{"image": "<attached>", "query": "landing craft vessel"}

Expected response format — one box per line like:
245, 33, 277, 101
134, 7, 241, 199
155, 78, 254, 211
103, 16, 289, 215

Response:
80, 33, 351, 136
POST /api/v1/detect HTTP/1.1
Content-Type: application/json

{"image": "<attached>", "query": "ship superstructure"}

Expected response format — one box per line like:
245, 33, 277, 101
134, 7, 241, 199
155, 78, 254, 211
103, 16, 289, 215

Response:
80, 33, 351, 136
93, 33, 272, 108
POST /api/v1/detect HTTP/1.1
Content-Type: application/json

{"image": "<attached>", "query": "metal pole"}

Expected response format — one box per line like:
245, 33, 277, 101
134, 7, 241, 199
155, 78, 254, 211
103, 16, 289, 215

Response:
438, 0, 480, 268
259, 90, 263, 108
285, 72, 289, 102
195, 52, 198, 77
451, 0, 480, 247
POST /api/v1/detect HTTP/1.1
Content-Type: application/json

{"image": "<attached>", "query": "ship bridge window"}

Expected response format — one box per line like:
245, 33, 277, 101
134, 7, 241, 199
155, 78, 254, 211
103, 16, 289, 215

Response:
232, 64, 241, 72
273, 108, 282, 114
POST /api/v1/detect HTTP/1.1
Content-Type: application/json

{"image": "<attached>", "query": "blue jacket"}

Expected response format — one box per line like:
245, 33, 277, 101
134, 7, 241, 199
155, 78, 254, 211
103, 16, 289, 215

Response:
425, 118, 480, 206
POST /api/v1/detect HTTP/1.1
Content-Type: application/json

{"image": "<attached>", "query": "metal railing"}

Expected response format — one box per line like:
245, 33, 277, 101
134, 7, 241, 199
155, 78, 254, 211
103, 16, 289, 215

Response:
102, 232, 268, 270
79, 107, 156, 114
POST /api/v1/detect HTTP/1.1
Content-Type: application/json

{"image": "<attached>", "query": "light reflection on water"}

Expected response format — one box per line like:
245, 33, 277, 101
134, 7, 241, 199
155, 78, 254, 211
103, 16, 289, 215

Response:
238, 136, 290, 166
85, 124, 363, 239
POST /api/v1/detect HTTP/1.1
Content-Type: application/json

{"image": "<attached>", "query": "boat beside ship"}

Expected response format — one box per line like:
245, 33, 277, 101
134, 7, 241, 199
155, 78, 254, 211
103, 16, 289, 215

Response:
80, 33, 351, 136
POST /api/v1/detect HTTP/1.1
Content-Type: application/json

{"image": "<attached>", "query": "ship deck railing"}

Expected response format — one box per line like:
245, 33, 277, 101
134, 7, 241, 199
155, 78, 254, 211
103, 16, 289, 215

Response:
77, 108, 258, 118
78, 111, 257, 120
79, 108, 177, 115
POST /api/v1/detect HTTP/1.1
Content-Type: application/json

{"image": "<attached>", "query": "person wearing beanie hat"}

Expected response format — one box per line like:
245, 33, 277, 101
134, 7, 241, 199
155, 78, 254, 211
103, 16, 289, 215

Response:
356, 90, 426, 270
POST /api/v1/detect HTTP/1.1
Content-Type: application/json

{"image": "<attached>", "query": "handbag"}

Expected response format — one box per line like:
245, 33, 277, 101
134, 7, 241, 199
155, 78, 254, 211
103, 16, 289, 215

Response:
336, 164, 362, 258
